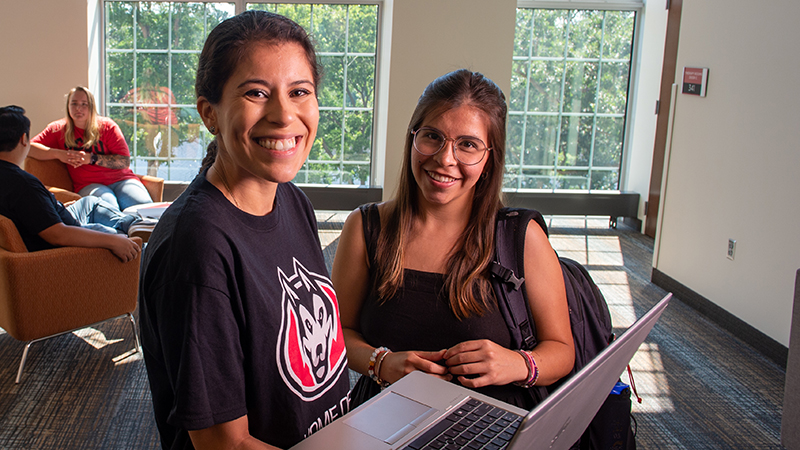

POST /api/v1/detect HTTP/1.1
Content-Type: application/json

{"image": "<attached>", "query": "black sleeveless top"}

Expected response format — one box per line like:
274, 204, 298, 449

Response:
357, 204, 534, 409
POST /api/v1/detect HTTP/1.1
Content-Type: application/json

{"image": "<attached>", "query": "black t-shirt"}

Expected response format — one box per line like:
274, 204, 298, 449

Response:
139, 173, 350, 450
0, 160, 77, 251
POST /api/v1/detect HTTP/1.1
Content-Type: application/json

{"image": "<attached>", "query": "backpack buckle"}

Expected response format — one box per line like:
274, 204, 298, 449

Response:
490, 262, 525, 291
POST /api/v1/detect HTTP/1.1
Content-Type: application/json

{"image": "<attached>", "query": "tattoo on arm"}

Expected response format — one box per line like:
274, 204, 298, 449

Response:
97, 154, 130, 170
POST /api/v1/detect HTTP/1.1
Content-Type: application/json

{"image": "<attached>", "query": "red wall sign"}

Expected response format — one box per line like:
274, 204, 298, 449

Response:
682, 67, 709, 97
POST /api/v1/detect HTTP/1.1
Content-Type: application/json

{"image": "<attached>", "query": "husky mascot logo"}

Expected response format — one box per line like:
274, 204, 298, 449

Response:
277, 258, 347, 401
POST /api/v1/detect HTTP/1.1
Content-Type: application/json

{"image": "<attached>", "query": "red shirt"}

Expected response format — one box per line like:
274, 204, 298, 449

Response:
32, 117, 139, 192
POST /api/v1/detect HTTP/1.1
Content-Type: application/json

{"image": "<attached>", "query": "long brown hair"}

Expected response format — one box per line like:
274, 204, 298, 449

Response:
64, 86, 100, 149
196, 10, 321, 173
375, 69, 508, 319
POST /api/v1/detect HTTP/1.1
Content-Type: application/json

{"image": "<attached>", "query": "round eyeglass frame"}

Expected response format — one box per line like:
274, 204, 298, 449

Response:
411, 127, 490, 166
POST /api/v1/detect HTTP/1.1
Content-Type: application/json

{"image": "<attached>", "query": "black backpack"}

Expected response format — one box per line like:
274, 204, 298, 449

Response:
490, 207, 635, 450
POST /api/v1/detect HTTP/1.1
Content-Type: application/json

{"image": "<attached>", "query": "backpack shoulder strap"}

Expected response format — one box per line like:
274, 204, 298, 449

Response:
491, 207, 548, 350
492, 208, 552, 405
359, 203, 381, 269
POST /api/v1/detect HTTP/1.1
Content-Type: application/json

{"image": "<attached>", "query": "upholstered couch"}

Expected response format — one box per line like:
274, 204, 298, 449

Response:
23, 156, 164, 204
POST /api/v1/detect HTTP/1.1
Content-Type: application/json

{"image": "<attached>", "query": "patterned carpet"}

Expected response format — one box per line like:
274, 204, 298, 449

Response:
0, 213, 785, 449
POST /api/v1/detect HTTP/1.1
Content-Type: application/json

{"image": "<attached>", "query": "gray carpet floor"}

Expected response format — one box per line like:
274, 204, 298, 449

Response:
0, 213, 785, 449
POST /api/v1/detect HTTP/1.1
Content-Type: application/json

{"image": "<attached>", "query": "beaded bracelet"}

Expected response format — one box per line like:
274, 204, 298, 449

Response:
513, 350, 540, 388
368, 346, 390, 386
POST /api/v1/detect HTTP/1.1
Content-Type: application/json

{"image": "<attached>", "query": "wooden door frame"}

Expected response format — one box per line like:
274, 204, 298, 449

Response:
644, 0, 682, 238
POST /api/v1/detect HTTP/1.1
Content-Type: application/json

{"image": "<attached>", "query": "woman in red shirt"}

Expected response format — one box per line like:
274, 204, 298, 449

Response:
29, 86, 152, 210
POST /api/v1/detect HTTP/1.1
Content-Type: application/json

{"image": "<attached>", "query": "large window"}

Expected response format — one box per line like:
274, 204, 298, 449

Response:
507, 8, 635, 191
105, 2, 234, 181
104, 1, 379, 186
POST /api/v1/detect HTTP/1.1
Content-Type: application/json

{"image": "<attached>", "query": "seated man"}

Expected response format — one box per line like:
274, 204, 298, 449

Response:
0, 105, 150, 262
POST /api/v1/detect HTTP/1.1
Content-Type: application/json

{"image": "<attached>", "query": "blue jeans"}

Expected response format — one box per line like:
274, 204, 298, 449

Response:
79, 178, 152, 211
66, 196, 136, 234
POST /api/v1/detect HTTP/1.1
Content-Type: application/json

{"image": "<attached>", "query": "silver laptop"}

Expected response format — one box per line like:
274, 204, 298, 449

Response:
292, 293, 672, 450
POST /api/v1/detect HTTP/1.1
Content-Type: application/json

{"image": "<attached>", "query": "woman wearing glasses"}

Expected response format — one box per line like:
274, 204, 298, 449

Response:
332, 69, 574, 409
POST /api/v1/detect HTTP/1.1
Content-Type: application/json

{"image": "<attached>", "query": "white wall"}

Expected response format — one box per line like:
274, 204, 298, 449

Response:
654, 0, 800, 345
0, 0, 89, 136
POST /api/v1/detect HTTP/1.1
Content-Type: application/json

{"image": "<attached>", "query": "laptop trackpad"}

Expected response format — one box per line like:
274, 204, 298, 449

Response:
343, 392, 437, 444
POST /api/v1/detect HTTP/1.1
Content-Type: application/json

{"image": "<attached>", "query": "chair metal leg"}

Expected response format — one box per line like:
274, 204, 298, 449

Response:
15, 341, 33, 384
127, 312, 142, 353
13, 312, 142, 384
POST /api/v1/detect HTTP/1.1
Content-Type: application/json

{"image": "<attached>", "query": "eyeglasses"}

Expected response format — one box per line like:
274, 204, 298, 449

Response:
412, 127, 490, 166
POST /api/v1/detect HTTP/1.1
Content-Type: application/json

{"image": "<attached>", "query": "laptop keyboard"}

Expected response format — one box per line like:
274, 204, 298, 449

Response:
401, 398, 523, 450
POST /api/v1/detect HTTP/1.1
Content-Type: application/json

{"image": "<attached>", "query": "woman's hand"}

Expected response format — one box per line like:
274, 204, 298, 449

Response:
63, 150, 87, 168
378, 350, 452, 384
443, 340, 529, 389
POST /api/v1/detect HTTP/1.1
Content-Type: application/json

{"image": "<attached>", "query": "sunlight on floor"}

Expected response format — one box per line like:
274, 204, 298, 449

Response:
70, 327, 142, 366
549, 235, 625, 266
73, 327, 122, 349
113, 348, 143, 365
318, 230, 341, 249
629, 343, 675, 413
597, 271, 639, 327
595, 273, 676, 413
548, 223, 675, 414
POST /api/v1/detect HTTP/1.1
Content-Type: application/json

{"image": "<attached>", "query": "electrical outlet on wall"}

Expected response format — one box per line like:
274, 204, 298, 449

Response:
727, 239, 736, 260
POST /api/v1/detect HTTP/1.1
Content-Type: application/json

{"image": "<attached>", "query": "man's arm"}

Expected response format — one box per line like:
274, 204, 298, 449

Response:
38, 222, 140, 263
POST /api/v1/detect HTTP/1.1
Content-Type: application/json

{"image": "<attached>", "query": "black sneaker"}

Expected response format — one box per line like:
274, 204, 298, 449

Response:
128, 217, 158, 242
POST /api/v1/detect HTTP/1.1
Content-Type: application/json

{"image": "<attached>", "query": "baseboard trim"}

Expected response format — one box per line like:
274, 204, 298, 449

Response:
652, 268, 788, 368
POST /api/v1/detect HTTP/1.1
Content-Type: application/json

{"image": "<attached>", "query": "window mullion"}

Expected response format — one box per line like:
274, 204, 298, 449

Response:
554, 11, 571, 191
339, 4, 350, 183
588, 12, 608, 191
133, 4, 140, 174
519, 10, 536, 191
167, 3, 174, 180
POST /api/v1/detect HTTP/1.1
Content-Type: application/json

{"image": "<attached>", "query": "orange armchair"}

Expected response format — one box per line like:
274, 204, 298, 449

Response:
0, 214, 142, 383
23, 156, 164, 204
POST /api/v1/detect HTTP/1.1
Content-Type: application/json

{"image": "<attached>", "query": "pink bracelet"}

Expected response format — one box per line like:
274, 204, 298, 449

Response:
513, 350, 539, 388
